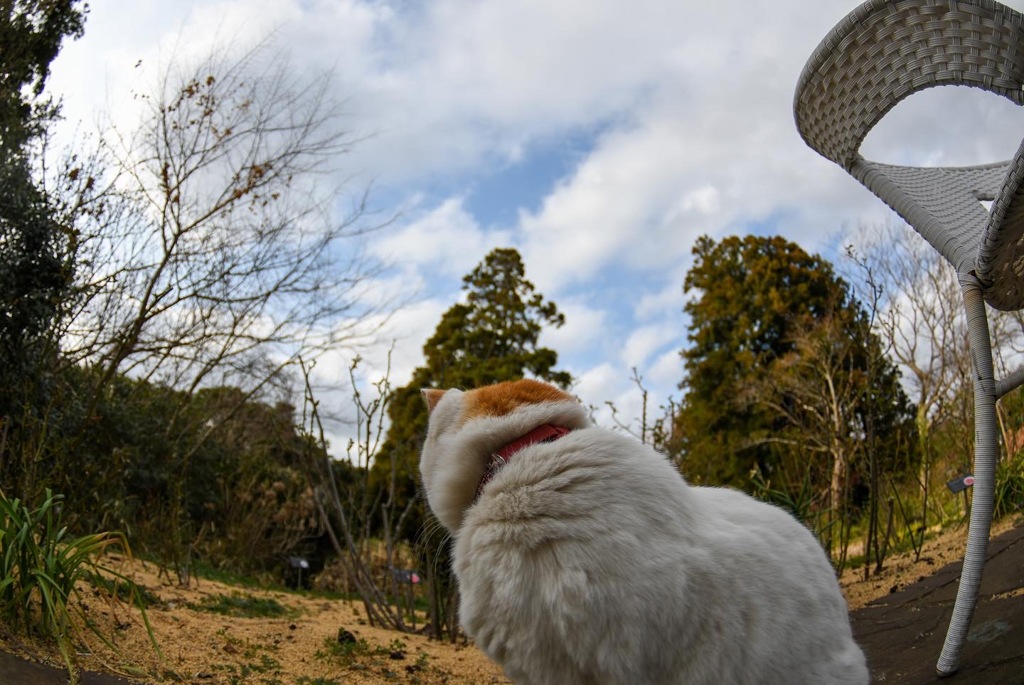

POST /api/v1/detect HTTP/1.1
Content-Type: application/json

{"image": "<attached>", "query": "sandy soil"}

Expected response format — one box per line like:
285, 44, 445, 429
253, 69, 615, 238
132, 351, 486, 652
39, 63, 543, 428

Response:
838, 514, 1020, 611
1, 557, 510, 684
3, 515, 1019, 684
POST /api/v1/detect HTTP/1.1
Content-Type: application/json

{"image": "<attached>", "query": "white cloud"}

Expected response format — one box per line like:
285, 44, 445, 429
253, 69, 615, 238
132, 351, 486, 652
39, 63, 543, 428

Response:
574, 363, 655, 438
539, 299, 608, 361
513, 45, 865, 292
310, 296, 447, 455
861, 87, 1024, 168
674, 185, 720, 217
635, 277, 687, 322
647, 350, 684, 394
571, 363, 620, 414
621, 323, 681, 371
369, 197, 511, 279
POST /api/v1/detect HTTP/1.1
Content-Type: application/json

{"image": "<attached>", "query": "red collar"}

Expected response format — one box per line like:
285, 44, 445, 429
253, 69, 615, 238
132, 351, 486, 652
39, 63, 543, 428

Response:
475, 424, 571, 500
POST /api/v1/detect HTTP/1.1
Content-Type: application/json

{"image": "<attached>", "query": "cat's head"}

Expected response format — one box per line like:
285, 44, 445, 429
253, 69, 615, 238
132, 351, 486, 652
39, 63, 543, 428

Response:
419, 379, 589, 532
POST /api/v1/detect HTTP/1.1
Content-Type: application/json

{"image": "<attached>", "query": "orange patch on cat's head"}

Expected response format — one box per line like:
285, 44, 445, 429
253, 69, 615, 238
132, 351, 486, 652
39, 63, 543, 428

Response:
460, 379, 574, 423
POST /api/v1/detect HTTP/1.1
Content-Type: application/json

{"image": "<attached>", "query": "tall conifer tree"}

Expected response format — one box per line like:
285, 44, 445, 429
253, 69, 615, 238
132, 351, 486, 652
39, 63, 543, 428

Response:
0, 1, 87, 418
672, 234, 913, 501
374, 247, 571, 521
371, 246, 569, 638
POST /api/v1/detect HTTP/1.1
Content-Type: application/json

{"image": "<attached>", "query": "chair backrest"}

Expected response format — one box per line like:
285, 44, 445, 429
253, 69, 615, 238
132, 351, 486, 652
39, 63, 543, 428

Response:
977, 138, 1024, 308
795, 0, 1024, 171
795, 0, 1024, 310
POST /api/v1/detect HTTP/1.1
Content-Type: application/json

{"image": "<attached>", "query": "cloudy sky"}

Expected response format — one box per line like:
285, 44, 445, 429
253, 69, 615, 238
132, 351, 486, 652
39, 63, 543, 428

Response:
47, 0, 1024, 448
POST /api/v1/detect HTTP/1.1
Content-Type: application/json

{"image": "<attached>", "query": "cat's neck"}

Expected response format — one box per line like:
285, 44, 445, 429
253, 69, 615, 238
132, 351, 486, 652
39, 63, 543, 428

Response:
475, 424, 571, 500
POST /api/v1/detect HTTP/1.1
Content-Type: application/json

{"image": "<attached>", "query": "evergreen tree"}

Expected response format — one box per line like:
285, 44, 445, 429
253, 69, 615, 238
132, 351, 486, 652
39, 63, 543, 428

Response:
371, 247, 569, 639
375, 247, 571, 520
0, 0, 87, 420
672, 234, 913, 499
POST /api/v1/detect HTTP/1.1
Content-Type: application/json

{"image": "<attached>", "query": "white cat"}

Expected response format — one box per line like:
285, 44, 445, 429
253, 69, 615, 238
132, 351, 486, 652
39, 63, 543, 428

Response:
420, 379, 869, 685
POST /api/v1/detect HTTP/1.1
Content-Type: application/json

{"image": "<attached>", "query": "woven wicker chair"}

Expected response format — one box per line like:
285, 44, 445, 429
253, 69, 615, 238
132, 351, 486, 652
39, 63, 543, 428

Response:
794, 0, 1024, 676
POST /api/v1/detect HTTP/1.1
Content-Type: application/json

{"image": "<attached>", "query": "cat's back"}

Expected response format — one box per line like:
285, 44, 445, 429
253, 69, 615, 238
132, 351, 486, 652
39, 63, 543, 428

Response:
475, 426, 692, 530
685, 486, 867, 683
689, 485, 836, 582
455, 425, 703, 684
460, 431, 866, 685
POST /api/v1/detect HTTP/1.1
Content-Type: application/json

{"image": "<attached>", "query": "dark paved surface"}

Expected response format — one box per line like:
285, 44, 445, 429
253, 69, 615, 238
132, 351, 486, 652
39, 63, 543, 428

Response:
851, 523, 1024, 684
0, 649, 138, 684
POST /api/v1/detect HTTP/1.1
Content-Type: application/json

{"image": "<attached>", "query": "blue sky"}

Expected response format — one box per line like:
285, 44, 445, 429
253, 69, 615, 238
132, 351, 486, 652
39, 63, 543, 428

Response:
47, 0, 1024, 449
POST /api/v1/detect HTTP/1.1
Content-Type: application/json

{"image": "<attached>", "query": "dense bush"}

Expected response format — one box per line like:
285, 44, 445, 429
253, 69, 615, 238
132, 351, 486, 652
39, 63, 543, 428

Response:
0, 363, 333, 581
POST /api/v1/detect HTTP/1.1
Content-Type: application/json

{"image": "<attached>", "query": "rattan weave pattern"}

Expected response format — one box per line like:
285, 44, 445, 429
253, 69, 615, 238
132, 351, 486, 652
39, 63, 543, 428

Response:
796, 0, 1024, 168
795, 0, 1024, 310
979, 139, 1024, 308
850, 160, 1006, 273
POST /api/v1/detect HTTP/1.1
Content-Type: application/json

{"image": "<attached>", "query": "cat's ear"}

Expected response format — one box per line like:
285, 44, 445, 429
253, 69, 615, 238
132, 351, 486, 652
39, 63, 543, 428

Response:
421, 388, 447, 414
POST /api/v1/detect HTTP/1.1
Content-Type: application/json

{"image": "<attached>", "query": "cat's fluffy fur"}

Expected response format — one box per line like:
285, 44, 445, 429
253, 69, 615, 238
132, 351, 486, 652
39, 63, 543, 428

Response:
420, 379, 868, 685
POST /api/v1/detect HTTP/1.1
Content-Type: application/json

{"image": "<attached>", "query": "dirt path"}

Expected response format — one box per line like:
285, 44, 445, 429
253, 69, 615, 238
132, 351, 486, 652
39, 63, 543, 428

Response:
839, 515, 1020, 611
1, 557, 509, 684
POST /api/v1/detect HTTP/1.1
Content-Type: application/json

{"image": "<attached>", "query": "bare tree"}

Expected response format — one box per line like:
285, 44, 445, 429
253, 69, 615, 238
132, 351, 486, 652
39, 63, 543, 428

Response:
67, 40, 385, 403
45, 39, 389, 578
851, 222, 1024, 553
857, 224, 964, 493
301, 355, 418, 633
744, 314, 865, 561
854, 225, 991, 547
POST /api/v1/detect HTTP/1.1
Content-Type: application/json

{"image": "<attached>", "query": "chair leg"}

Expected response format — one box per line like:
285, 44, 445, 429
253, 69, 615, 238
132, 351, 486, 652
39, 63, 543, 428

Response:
937, 275, 998, 677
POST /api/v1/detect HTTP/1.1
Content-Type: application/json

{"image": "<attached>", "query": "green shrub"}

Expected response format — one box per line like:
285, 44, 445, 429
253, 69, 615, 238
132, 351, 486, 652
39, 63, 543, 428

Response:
995, 456, 1024, 518
0, 488, 158, 677
189, 591, 296, 618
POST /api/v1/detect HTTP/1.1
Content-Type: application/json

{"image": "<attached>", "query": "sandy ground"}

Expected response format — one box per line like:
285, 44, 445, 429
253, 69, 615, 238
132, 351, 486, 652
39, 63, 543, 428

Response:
2, 557, 510, 685
3, 516, 1018, 684
838, 515, 1020, 611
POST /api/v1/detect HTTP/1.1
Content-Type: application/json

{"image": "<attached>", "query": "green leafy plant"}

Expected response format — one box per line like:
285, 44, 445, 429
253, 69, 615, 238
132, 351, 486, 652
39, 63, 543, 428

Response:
995, 455, 1024, 518
315, 634, 372, 667
190, 591, 296, 618
86, 571, 160, 607
0, 488, 159, 678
